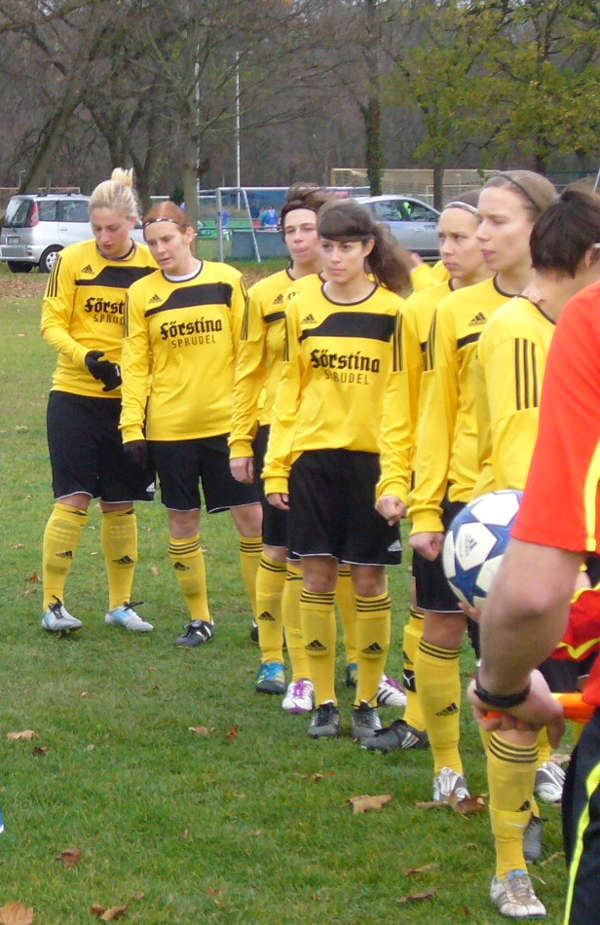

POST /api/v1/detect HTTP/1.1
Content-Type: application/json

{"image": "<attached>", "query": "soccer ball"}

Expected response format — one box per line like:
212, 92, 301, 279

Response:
442, 490, 522, 609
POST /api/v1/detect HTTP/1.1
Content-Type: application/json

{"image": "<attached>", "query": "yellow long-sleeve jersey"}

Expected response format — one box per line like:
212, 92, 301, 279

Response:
409, 259, 450, 292
402, 281, 453, 454
41, 239, 156, 398
408, 276, 512, 534
473, 296, 555, 497
229, 268, 318, 458
120, 260, 247, 443
262, 282, 419, 500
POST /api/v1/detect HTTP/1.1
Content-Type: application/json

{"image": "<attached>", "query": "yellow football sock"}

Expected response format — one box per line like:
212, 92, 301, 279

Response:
336, 564, 357, 665
402, 607, 426, 731
355, 592, 391, 707
487, 732, 538, 878
256, 553, 286, 663
239, 536, 262, 619
42, 502, 88, 610
101, 507, 137, 610
283, 563, 309, 681
300, 588, 336, 705
415, 638, 462, 774
168, 535, 210, 621
536, 727, 551, 768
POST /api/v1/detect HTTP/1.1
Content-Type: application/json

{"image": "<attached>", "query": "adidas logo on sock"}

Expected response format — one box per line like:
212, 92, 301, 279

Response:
81, 264, 93, 274
302, 313, 316, 324
435, 701, 459, 716
56, 550, 73, 559
258, 610, 275, 622
172, 561, 189, 571
468, 312, 487, 326
306, 639, 326, 651
518, 800, 531, 812
115, 555, 135, 565
362, 641, 384, 655
149, 294, 162, 304
273, 293, 284, 304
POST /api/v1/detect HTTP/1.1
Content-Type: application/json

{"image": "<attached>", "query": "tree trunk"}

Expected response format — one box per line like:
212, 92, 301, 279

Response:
432, 162, 444, 210
365, 98, 382, 196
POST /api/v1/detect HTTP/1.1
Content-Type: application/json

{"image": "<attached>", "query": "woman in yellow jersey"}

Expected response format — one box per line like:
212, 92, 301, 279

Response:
365, 189, 490, 751
230, 186, 407, 713
473, 187, 600, 919
120, 202, 262, 647
375, 171, 557, 799
40, 169, 157, 636
264, 198, 417, 740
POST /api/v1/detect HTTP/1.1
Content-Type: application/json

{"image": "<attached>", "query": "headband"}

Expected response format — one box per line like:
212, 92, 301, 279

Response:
494, 173, 543, 214
444, 200, 479, 215
142, 217, 186, 229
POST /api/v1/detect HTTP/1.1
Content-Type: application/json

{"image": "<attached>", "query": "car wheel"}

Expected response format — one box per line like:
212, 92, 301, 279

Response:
39, 246, 61, 273
7, 261, 33, 273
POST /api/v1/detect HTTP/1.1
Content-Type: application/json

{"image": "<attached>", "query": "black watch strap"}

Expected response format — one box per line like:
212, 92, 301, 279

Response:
474, 671, 531, 709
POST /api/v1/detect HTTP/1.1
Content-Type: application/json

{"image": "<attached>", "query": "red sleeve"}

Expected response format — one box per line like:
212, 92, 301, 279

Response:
512, 282, 600, 553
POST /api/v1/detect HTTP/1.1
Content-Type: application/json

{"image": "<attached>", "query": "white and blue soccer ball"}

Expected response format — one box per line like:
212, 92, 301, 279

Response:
442, 489, 522, 609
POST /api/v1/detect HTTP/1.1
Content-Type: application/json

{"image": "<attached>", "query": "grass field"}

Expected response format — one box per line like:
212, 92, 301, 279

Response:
0, 263, 568, 923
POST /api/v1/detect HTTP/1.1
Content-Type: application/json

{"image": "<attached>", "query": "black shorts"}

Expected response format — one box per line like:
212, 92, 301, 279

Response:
151, 434, 260, 512
288, 449, 402, 566
47, 390, 155, 503
254, 424, 288, 548
539, 653, 597, 692
563, 708, 600, 923
412, 497, 464, 612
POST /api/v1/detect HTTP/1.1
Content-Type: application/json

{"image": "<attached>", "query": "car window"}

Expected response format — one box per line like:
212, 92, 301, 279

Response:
373, 201, 406, 222
38, 201, 58, 221
3, 198, 33, 227
60, 200, 89, 223
401, 200, 438, 222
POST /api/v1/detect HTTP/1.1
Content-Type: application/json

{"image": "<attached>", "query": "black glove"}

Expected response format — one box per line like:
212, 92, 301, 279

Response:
123, 440, 148, 471
85, 350, 122, 392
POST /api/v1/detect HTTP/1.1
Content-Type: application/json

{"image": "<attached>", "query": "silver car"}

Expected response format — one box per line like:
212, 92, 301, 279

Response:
356, 195, 440, 258
0, 193, 94, 272
0, 193, 144, 273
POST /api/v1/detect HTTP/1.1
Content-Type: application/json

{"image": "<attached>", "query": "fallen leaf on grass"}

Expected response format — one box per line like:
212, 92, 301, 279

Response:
55, 847, 82, 868
416, 794, 486, 815
7, 730, 37, 741
150, 566, 159, 576
188, 726, 214, 736
22, 587, 39, 597
295, 770, 336, 782
252, 829, 263, 837
26, 573, 41, 584
81, 691, 88, 698
15, 426, 28, 433
0, 902, 35, 924
404, 862, 439, 876
348, 793, 392, 814
448, 792, 486, 815
85, 744, 96, 751
397, 888, 437, 905
12, 544, 24, 550
91, 905, 129, 921
206, 887, 227, 908
225, 726, 240, 742
32, 746, 49, 756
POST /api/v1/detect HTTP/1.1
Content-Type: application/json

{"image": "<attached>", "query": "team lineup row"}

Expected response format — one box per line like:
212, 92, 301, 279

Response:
39, 168, 600, 921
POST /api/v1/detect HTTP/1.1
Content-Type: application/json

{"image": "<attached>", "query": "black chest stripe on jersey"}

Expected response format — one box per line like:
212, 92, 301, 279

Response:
299, 311, 395, 343
75, 266, 155, 289
456, 331, 481, 350
145, 283, 234, 317
264, 311, 286, 324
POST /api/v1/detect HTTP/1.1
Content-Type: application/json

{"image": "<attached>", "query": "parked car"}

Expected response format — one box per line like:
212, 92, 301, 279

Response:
0, 193, 144, 273
355, 195, 440, 258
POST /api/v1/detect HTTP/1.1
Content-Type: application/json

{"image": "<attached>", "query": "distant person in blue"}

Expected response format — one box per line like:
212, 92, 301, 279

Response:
260, 205, 279, 230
